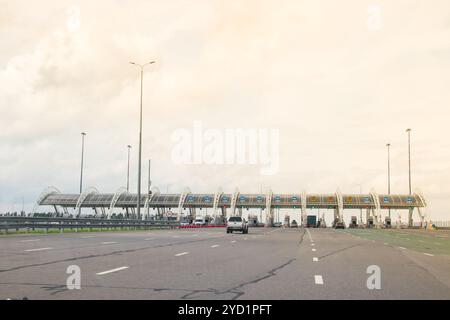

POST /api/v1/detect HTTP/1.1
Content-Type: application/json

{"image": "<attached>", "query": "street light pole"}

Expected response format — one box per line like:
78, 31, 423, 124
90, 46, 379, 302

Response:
130, 60, 155, 220
147, 159, 151, 219
386, 143, 391, 219
406, 128, 412, 226
79, 132, 86, 217
127, 145, 132, 192
406, 129, 412, 194
359, 184, 363, 225
79, 132, 86, 194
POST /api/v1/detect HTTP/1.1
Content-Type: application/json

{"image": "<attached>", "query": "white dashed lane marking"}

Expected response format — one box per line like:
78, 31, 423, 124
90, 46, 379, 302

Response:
399, 247, 406, 250
20, 239, 41, 242
314, 275, 324, 285
96, 266, 129, 276
175, 252, 189, 257
24, 247, 52, 252
210, 245, 219, 248
423, 253, 434, 257
231, 240, 236, 243
312, 248, 316, 252
313, 257, 319, 262
144, 238, 153, 241
101, 242, 118, 245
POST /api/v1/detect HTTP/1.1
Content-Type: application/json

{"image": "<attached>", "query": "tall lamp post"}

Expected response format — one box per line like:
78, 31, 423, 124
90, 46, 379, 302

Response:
386, 143, 391, 219
79, 132, 86, 194
127, 145, 132, 192
79, 132, 86, 217
358, 184, 363, 225
406, 128, 412, 226
147, 159, 151, 219
130, 60, 155, 220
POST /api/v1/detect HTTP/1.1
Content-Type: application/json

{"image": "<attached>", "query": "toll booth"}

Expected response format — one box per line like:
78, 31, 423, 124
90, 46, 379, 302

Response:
385, 217, 392, 228
349, 216, 358, 228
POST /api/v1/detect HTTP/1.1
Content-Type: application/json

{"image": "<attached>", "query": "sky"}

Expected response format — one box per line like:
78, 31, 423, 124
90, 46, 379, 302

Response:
1, 0, 450, 223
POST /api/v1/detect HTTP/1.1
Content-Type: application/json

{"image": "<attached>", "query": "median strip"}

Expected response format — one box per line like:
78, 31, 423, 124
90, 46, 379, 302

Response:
96, 266, 129, 275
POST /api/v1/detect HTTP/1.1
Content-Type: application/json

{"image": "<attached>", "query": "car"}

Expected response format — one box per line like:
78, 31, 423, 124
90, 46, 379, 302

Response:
226, 216, 248, 234
273, 222, 282, 227
290, 220, 298, 228
180, 220, 190, 226
334, 221, 345, 229
194, 218, 206, 226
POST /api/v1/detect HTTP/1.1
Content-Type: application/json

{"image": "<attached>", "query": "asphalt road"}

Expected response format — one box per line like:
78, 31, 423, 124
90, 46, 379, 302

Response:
0, 227, 449, 299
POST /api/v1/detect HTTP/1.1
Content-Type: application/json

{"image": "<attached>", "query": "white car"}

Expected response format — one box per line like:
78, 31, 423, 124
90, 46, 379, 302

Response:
194, 218, 206, 226
226, 216, 248, 234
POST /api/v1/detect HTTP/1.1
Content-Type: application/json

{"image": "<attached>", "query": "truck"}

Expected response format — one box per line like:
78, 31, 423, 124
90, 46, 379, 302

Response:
226, 216, 248, 234
349, 216, 358, 228
306, 215, 317, 228
193, 215, 210, 226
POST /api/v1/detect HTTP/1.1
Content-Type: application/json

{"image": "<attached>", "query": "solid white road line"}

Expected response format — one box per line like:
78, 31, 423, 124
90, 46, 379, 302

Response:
24, 247, 52, 252
312, 248, 316, 252
20, 239, 41, 242
96, 266, 129, 275
101, 242, 117, 245
313, 257, 319, 262
175, 252, 189, 257
314, 275, 324, 285
210, 245, 219, 248
423, 253, 434, 256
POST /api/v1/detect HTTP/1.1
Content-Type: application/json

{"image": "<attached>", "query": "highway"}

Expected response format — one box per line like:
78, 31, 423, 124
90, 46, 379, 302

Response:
0, 227, 449, 299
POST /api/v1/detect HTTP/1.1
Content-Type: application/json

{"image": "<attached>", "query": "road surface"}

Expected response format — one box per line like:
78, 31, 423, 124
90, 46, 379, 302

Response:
0, 227, 449, 299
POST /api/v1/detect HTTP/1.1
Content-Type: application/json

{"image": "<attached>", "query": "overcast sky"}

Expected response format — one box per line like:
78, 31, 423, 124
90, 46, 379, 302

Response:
1, 0, 449, 221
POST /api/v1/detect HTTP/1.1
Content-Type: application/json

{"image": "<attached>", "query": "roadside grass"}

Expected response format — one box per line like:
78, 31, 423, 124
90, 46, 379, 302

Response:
0, 226, 172, 236
342, 228, 450, 255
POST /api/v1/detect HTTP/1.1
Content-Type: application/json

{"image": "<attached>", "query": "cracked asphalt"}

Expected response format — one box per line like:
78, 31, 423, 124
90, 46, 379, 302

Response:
0, 227, 449, 299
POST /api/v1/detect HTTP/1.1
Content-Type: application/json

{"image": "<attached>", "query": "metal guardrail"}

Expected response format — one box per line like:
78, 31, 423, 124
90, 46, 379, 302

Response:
0, 217, 179, 234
